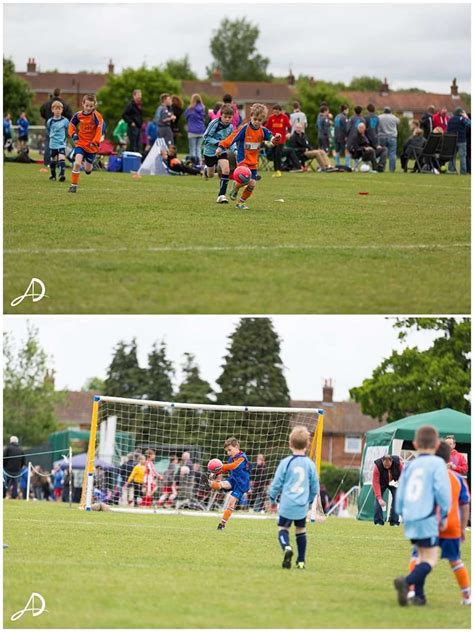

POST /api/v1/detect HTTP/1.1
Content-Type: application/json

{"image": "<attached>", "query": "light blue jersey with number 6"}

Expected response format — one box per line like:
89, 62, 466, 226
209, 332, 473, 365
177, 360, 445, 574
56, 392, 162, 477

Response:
269, 454, 319, 520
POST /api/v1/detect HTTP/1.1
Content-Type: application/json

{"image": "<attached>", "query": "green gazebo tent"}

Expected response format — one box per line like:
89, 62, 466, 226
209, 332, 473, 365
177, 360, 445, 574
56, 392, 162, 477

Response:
357, 409, 471, 521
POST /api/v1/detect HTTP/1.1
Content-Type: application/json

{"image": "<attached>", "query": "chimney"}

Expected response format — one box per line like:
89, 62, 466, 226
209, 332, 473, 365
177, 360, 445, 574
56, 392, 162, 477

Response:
322, 379, 333, 403
211, 67, 222, 85
287, 69, 295, 86
380, 77, 389, 96
26, 57, 37, 75
451, 78, 460, 99
108, 59, 114, 74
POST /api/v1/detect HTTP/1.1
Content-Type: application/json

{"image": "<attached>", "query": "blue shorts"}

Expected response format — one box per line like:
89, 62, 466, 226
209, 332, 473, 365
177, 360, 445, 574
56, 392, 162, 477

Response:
228, 480, 249, 503
278, 515, 306, 529
440, 538, 461, 561
237, 163, 258, 181
74, 147, 96, 163
50, 147, 66, 157
410, 536, 439, 549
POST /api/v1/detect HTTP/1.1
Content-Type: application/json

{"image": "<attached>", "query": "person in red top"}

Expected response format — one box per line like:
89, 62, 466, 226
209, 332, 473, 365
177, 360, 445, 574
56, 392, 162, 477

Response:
445, 435, 468, 476
265, 104, 292, 177
68, 94, 104, 193
432, 107, 449, 133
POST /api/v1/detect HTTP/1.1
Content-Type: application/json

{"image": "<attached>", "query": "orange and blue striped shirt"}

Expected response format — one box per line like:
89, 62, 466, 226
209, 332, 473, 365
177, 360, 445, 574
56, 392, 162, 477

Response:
68, 109, 104, 153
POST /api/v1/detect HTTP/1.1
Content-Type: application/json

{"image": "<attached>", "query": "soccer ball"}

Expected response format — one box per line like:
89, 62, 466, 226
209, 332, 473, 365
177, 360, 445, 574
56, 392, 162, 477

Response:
360, 163, 371, 173
233, 165, 252, 185
207, 458, 223, 472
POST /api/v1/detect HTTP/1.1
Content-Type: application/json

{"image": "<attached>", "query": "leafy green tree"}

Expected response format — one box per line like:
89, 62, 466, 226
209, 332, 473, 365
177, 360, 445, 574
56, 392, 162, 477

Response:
82, 377, 106, 393
207, 18, 270, 81
147, 341, 174, 402
3, 57, 36, 121
295, 79, 351, 146
96, 66, 180, 137
176, 353, 214, 404
350, 318, 470, 422
104, 339, 147, 399
216, 318, 290, 406
3, 326, 61, 446
163, 56, 197, 80
460, 92, 471, 110
397, 116, 411, 157
348, 76, 383, 91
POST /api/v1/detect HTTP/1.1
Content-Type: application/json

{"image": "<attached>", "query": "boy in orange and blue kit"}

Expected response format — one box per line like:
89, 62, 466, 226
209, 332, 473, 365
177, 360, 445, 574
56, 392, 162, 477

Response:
215, 103, 281, 210
208, 437, 251, 530
68, 94, 104, 193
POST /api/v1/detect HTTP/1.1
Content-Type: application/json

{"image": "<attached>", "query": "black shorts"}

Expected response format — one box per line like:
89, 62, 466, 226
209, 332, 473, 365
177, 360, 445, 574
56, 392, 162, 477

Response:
410, 536, 439, 548
50, 148, 66, 158
278, 515, 306, 528
204, 152, 227, 168
18, 135, 28, 142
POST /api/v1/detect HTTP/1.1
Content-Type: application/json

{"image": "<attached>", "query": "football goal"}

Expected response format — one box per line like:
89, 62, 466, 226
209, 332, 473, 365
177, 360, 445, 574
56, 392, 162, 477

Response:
81, 396, 324, 514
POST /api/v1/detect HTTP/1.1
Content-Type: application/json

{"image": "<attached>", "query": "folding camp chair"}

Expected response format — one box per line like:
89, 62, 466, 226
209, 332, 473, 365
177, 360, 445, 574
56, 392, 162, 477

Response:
415, 133, 442, 173
437, 133, 458, 170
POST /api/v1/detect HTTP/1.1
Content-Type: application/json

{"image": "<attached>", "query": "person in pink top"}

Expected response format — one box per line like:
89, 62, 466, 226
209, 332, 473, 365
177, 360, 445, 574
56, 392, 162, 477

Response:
208, 102, 223, 122
432, 107, 449, 133
445, 435, 468, 476
222, 94, 241, 129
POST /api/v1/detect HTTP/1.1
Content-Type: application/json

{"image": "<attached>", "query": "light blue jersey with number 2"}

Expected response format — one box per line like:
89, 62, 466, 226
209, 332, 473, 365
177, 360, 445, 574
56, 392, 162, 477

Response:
269, 454, 319, 520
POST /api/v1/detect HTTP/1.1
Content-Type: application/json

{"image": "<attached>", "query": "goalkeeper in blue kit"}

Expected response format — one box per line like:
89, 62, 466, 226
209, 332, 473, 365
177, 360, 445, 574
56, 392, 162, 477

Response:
269, 426, 319, 569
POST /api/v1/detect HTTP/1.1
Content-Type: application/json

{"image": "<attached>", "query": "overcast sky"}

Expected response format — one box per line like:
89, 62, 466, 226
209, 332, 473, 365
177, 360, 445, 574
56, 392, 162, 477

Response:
3, 2, 471, 94
4, 316, 442, 401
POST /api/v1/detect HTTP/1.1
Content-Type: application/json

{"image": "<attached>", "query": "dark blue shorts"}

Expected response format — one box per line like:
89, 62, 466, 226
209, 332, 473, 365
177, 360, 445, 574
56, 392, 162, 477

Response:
278, 515, 306, 529
410, 536, 439, 548
50, 148, 66, 157
228, 480, 249, 503
440, 538, 461, 560
74, 147, 95, 163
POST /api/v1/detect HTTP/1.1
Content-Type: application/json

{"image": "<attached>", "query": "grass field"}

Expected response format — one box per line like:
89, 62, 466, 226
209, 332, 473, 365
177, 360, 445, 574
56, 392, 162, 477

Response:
3, 164, 470, 314
3, 501, 471, 628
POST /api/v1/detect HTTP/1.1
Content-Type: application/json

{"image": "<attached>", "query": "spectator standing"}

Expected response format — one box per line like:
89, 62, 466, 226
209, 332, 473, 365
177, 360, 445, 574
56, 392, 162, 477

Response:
113, 118, 128, 152
171, 95, 184, 145
158, 456, 179, 507
445, 435, 468, 475
222, 93, 241, 130
266, 104, 292, 177
334, 104, 350, 167
16, 112, 30, 152
316, 105, 331, 152
40, 88, 73, 165
19, 464, 29, 499
372, 454, 403, 526
154, 93, 175, 147
433, 107, 449, 133
378, 107, 400, 172
52, 466, 64, 502
365, 103, 379, 148
3, 436, 25, 499
3, 113, 13, 152
122, 89, 143, 153
184, 93, 206, 164
319, 484, 332, 513
290, 101, 308, 133
420, 105, 435, 138
446, 107, 471, 175
250, 454, 268, 512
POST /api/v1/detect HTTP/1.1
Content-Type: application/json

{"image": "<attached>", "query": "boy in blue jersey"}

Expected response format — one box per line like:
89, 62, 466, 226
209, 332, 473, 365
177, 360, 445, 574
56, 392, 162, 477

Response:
46, 101, 69, 181
393, 425, 451, 606
202, 104, 234, 204
269, 426, 319, 569
16, 111, 29, 152
208, 437, 251, 530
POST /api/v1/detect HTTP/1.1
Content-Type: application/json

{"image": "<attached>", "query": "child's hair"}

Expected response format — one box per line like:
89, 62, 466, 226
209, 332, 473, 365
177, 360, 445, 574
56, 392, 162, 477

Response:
224, 436, 240, 449
272, 103, 282, 111
145, 449, 155, 458
436, 440, 452, 463
367, 103, 375, 113
223, 93, 233, 104
138, 454, 146, 463
320, 105, 329, 113
354, 105, 363, 115
250, 103, 268, 121
212, 101, 223, 114
190, 93, 202, 107
172, 95, 183, 108
293, 101, 300, 109
51, 100, 63, 110
220, 104, 234, 117
415, 425, 439, 450
340, 104, 348, 112
160, 93, 170, 103
82, 94, 97, 104
289, 425, 310, 450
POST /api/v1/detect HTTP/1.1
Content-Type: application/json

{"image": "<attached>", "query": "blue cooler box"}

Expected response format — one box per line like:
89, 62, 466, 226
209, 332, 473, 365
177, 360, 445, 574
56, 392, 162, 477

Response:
107, 155, 122, 172
122, 151, 142, 173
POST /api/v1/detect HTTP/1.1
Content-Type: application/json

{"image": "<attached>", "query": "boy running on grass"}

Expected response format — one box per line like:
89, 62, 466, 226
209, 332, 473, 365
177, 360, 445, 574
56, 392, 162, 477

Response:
208, 437, 251, 530
393, 425, 451, 606
268, 426, 319, 569
216, 103, 281, 210
68, 94, 104, 193
202, 103, 234, 203
46, 101, 69, 182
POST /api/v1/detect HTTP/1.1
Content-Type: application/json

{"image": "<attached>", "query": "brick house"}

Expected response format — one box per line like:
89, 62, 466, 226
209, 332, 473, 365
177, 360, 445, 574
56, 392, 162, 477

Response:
55, 390, 95, 430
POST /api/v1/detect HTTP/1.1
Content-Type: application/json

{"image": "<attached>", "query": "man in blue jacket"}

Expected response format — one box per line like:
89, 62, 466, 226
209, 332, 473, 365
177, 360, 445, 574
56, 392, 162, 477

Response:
447, 107, 471, 175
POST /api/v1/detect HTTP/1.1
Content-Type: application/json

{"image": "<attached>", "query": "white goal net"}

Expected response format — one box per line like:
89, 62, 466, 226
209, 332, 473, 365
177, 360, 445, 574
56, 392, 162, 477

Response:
81, 396, 324, 514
